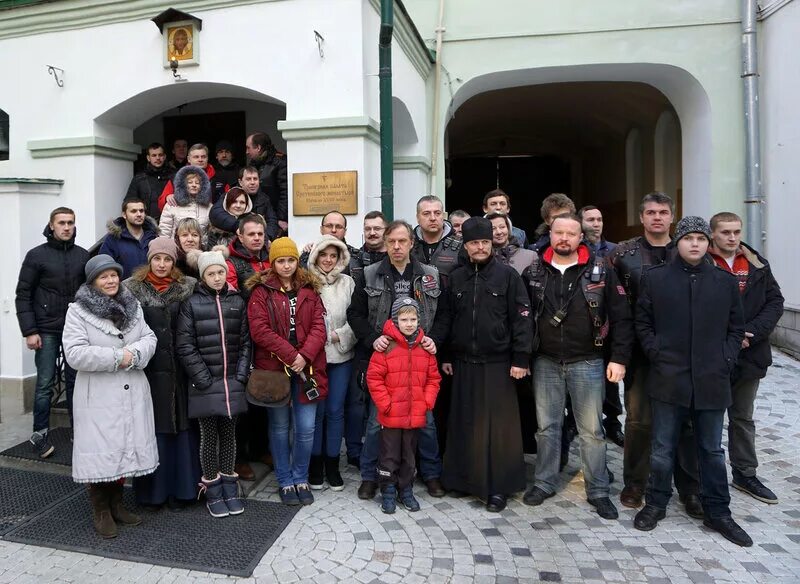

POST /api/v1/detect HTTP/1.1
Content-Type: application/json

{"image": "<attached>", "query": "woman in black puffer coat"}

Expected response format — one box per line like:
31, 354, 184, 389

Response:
124, 237, 200, 509
175, 248, 250, 518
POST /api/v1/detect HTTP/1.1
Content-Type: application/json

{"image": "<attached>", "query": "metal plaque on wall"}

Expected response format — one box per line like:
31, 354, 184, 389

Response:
292, 170, 358, 216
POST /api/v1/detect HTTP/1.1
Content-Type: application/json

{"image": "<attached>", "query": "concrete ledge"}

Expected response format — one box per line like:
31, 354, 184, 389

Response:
28, 136, 141, 161
278, 116, 381, 145
0, 177, 63, 196
772, 307, 800, 360
394, 155, 431, 172
0, 375, 35, 423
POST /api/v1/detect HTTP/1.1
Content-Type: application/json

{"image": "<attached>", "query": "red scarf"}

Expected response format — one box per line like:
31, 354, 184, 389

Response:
709, 250, 749, 293
146, 271, 174, 293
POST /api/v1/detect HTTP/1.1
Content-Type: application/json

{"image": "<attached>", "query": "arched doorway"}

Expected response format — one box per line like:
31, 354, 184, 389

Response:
443, 64, 709, 242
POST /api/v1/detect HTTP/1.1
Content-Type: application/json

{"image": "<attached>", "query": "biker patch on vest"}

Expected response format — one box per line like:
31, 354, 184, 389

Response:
421, 274, 437, 290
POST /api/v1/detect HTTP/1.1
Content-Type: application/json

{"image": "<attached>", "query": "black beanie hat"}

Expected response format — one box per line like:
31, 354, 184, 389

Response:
461, 216, 493, 243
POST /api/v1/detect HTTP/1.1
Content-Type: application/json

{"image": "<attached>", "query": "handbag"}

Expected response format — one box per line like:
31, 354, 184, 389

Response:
246, 368, 291, 407
246, 290, 291, 407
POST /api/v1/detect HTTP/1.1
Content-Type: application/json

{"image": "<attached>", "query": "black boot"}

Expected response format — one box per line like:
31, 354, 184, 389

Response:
309, 455, 324, 490
325, 456, 344, 491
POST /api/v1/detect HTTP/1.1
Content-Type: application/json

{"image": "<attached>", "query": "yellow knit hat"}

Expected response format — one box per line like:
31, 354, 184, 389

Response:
269, 237, 300, 263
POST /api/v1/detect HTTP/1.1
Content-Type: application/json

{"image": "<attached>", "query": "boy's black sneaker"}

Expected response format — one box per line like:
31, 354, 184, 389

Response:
732, 472, 778, 504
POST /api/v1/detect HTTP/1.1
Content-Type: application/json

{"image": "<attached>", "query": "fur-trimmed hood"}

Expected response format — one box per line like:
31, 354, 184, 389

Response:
123, 268, 197, 307
306, 235, 351, 285
73, 282, 141, 333
106, 216, 158, 239
245, 266, 321, 294
173, 165, 212, 207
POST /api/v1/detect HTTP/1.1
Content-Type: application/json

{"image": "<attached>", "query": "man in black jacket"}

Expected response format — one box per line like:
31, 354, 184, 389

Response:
212, 139, 240, 192
634, 216, 751, 547
440, 217, 532, 512
411, 195, 462, 276
347, 220, 448, 500
522, 214, 632, 520
15, 207, 89, 458
610, 192, 700, 514
708, 212, 784, 504
246, 131, 288, 233
125, 142, 174, 221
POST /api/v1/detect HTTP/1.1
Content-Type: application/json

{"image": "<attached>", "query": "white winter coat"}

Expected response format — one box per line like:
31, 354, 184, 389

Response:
307, 235, 357, 364
62, 283, 159, 483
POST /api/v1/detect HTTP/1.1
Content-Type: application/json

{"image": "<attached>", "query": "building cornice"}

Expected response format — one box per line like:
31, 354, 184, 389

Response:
278, 116, 381, 144
0, 0, 275, 41
28, 137, 141, 161
0, 177, 64, 195
368, 0, 434, 80
393, 155, 430, 172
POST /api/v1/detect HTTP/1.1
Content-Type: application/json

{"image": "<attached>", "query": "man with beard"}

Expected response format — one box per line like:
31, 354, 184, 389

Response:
708, 212, 784, 504
212, 139, 240, 192
246, 131, 288, 233
349, 210, 388, 279
125, 142, 174, 221
634, 216, 751, 547
16, 207, 89, 458
99, 198, 158, 279
523, 214, 632, 520
610, 192, 701, 516
411, 195, 462, 276
348, 220, 449, 500
440, 217, 532, 512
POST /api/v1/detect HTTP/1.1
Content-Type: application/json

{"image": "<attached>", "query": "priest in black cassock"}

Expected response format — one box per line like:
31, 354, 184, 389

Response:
440, 217, 533, 512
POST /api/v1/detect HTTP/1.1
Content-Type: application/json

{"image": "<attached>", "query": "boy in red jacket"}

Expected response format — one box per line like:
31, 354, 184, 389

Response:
366, 297, 441, 514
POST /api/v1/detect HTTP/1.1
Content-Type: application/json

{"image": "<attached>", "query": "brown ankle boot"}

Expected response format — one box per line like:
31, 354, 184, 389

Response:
108, 482, 141, 525
88, 484, 117, 538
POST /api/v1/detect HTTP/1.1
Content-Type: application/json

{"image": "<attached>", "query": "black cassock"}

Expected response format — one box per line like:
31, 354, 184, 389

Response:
442, 360, 526, 499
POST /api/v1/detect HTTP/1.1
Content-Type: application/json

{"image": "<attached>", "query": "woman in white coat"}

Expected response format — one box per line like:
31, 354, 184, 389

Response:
62, 254, 158, 539
306, 235, 357, 491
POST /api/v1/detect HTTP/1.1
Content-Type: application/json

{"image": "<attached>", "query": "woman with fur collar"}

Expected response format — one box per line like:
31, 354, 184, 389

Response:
246, 237, 328, 506
159, 165, 212, 240
123, 237, 200, 511
306, 235, 357, 491
62, 254, 158, 539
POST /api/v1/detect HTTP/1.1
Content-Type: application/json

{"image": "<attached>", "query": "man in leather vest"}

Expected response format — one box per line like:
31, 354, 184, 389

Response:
411, 195, 462, 277
343, 211, 389, 468
610, 192, 701, 515
348, 220, 450, 500
523, 213, 633, 520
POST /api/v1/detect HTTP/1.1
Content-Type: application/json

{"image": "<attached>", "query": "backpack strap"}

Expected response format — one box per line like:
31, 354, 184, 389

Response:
581, 257, 608, 347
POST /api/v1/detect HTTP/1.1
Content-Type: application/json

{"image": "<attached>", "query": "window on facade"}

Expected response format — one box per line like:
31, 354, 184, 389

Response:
0, 109, 8, 161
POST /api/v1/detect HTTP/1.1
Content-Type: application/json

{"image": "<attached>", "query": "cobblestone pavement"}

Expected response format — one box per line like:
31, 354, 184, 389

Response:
1, 350, 799, 583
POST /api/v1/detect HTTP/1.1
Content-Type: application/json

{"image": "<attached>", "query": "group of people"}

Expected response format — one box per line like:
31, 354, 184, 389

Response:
16, 165, 783, 549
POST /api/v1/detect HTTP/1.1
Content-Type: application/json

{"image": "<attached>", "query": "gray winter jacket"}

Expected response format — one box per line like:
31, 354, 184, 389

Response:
62, 284, 158, 483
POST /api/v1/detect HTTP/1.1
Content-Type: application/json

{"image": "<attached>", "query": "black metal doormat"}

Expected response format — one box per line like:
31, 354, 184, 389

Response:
0, 427, 73, 466
3, 488, 299, 577
0, 467, 82, 535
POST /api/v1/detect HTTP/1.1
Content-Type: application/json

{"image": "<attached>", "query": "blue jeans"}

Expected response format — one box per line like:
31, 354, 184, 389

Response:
312, 360, 352, 457
268, 380, 319, 488
647, 399, 731, 519
533, 357, 609, 499
344, 366, 366, 459
33, 333, 75, 432
360, 397, 441, 482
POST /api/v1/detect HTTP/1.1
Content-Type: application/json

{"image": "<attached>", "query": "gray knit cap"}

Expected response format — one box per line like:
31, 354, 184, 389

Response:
391, 297, 420, 327
85, 254, 123, 284
672, 216, 712, 244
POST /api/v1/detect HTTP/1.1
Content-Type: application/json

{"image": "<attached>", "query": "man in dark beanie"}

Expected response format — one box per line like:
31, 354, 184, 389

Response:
441, 217, 532, 512
634, 216, 751, 547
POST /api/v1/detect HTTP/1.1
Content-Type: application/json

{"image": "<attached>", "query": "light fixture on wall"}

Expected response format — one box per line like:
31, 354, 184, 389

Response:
170, 57, 181, 80
47, 65, 64, 87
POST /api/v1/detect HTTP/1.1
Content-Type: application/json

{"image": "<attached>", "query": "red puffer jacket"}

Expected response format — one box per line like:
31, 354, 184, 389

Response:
366, 320, 441, 429
246, 269, 328, 403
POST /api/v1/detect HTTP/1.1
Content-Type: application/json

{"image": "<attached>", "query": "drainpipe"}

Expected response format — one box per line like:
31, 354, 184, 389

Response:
429, 0, 446, 195
379, 0, 394, 220
742, 0, 765, 251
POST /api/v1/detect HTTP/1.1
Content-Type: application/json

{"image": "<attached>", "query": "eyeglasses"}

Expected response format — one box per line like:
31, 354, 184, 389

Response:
323, 223, 345, 231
